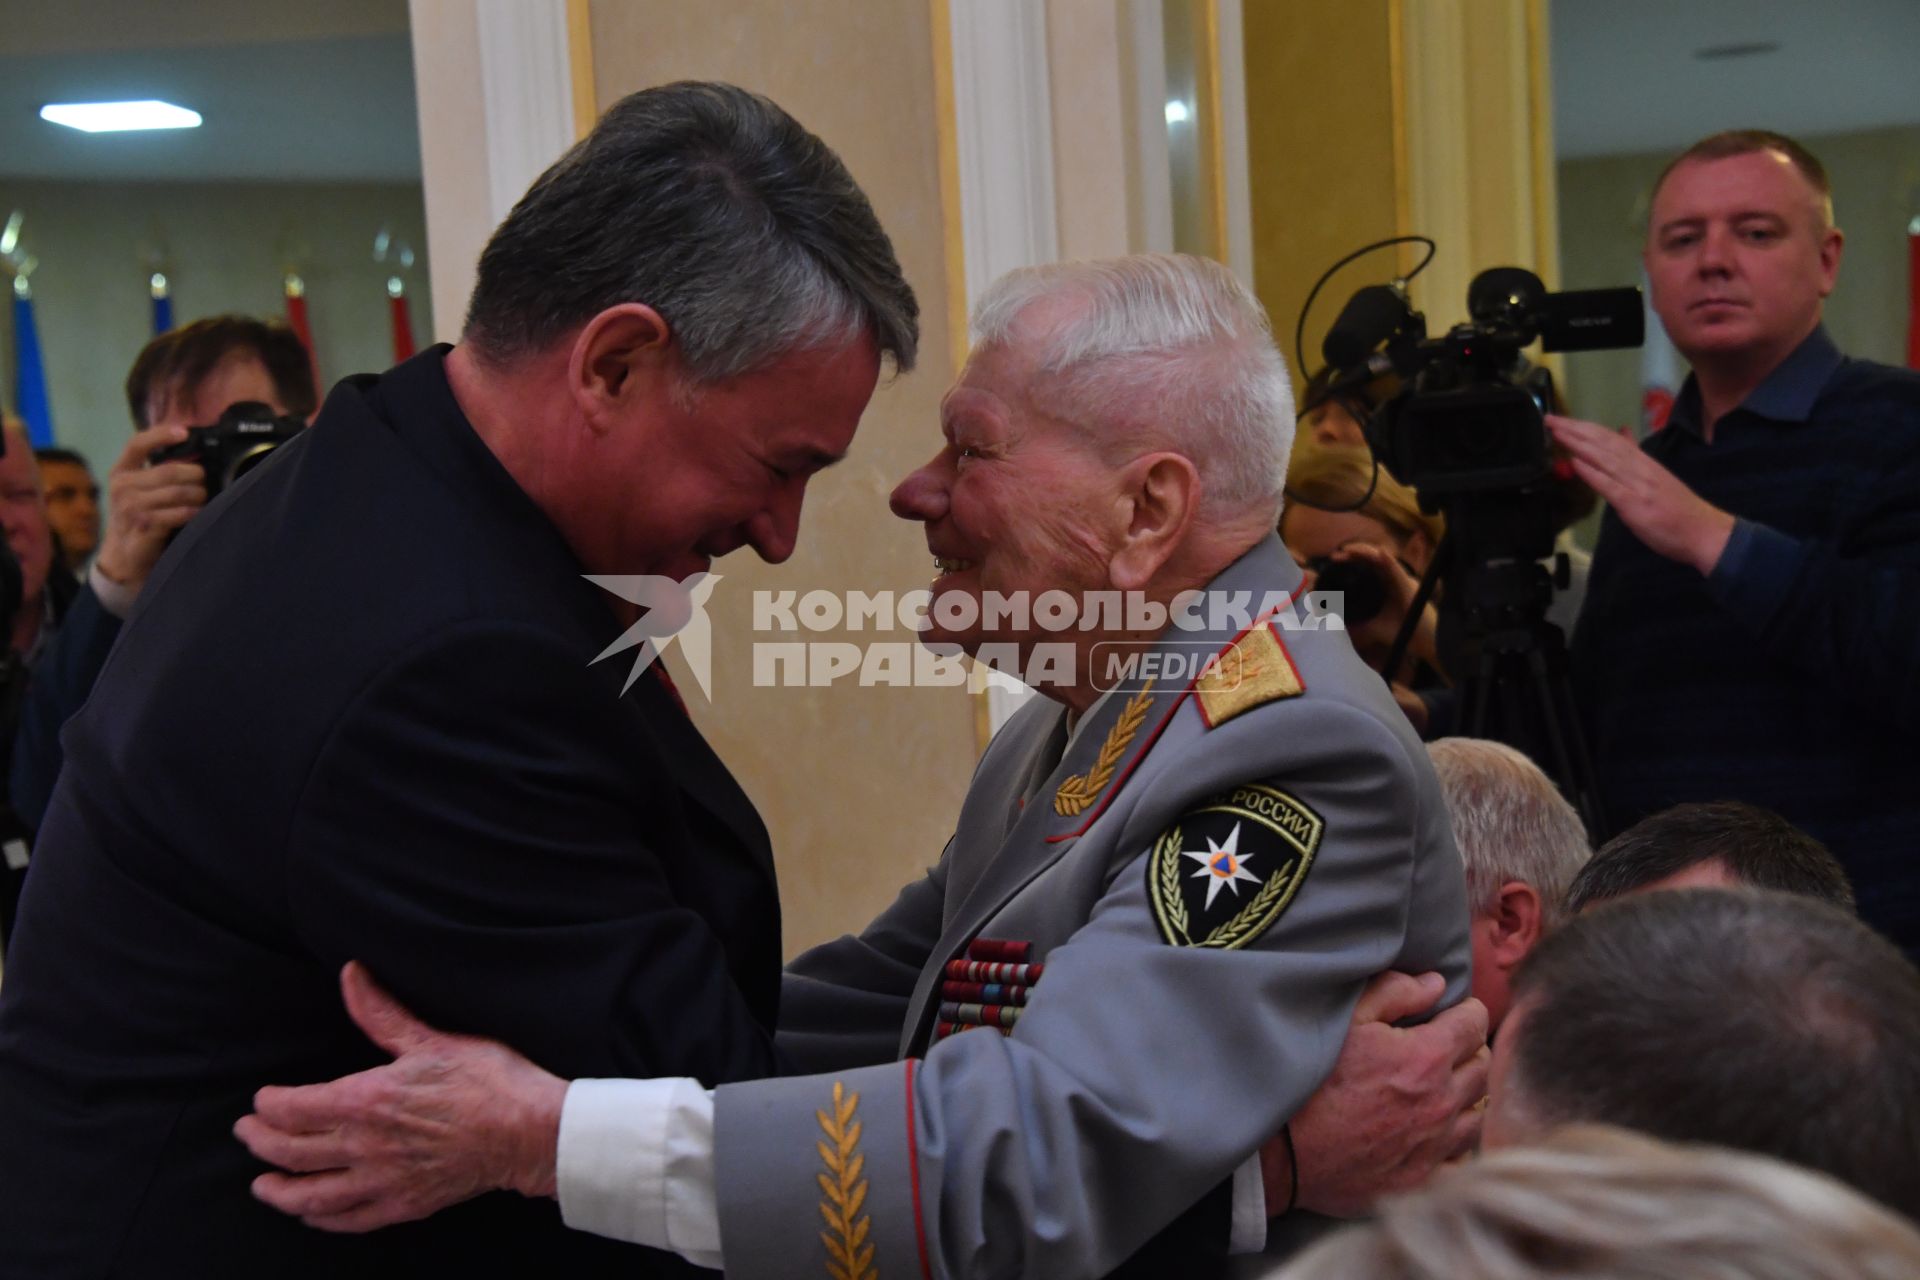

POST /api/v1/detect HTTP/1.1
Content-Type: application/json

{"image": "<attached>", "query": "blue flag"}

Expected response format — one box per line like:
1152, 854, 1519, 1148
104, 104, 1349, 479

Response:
12, 290, 54, 447
152, 293, 173, 335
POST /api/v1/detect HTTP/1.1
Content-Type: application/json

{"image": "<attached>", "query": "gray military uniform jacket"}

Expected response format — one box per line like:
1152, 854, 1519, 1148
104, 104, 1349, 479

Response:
713, 535, 1470, 1280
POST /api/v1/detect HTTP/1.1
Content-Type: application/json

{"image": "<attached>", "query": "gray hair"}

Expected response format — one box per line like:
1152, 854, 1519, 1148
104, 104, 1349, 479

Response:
970, 254, 1293, 522
463, 81, 917, 382
1271, 1125, 1920, 1280
1426, 738, 1589, 929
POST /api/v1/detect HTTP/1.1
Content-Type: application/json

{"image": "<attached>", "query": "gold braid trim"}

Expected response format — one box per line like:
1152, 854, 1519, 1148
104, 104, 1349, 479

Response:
1054, 681, 1156, 817
1152, 824, 1191, 943
816, 1081, 876, 1280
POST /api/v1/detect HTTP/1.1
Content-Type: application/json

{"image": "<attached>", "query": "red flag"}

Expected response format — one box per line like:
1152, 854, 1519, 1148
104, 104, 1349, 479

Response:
1907, 219, 1920, 371
389, 283, 414, 363
1639, 270, 1681, 435
284, 273, 322, 408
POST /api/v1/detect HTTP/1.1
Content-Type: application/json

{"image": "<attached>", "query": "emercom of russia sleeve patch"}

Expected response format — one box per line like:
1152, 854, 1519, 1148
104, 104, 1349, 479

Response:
1146, 784, 1323, 948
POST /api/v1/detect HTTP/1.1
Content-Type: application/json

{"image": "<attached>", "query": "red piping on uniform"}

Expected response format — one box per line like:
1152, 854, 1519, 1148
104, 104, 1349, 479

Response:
1044, 608, 1304, 842
1044, 691, 1188, 842
905, 1058, 933, 1280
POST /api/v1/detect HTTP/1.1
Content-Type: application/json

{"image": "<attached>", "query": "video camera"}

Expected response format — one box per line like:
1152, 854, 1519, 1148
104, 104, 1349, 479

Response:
1310, 261, 1646, 835
1322, 267, 1642, 498
149, 400, 304, 499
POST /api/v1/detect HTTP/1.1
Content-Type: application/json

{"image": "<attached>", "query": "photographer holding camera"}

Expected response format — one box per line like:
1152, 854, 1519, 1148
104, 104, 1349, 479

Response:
1552, 130, 1920, 960
1282, 443, 1447, 685
1280, 425, 1594, 744
8, 316, 315, 831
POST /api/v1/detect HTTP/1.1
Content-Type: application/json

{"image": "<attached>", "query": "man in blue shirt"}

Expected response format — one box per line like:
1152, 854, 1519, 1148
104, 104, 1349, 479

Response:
1549, 130, 1920, 956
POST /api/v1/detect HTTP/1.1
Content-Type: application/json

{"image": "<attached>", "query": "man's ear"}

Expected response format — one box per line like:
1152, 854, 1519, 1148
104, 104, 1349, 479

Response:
1110, 452, 1199, 591
568, 304, 674, 432
1488, 881, 1545, 970
1816, 225, 1845, 298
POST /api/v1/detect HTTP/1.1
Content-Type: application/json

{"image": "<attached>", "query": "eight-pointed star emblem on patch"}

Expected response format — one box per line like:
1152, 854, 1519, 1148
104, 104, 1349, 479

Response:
1180, 821, 1263, 910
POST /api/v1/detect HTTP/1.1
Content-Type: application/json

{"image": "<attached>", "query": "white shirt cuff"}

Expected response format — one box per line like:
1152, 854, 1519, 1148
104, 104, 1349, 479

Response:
1229, 1151, 1267, 1254
88, 561, 138, 620
556, 1077, 724, 1269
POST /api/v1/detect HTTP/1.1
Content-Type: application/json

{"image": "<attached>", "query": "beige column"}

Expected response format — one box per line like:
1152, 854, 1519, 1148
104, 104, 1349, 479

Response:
408, 0, 585, 343
1401, 0, 1561, 322
1045, 3, 1135, 261
1241, 0, 1558, 386
585, 0, 978, 955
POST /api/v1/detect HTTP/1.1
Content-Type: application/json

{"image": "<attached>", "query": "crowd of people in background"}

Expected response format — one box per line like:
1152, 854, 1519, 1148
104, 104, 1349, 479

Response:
0, 317, 316, 940
1280, 127, 1920, 964
0, 91, 1914, 1280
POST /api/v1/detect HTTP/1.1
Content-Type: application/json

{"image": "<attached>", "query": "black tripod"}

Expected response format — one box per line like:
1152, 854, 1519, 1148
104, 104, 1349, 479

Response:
1383, 495, 1606, 840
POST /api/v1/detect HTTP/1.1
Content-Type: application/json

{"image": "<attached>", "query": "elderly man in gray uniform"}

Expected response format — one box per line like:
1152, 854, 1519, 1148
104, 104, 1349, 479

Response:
239, 255, 1474, 1277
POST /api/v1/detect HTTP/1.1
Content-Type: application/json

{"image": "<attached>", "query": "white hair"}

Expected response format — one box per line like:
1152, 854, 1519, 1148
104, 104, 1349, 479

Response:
970, 253, 1294, 523
1426, 738, 1590, 928
1267, 1126, 1920, 1280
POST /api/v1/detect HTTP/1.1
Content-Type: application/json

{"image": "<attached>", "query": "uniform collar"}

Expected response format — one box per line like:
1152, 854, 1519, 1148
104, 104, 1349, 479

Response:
1667, 325, 1845, 437
1063, 685, 1119, 750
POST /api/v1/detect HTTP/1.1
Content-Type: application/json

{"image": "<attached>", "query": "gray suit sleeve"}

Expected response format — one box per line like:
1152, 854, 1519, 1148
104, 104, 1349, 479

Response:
714, 699, 1459, 1280
776, 849, 951, 1075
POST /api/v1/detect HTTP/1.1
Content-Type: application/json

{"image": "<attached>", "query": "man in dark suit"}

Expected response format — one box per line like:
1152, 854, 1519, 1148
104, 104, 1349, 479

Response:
10, 315, 318, 836
0, 80, 917, 1276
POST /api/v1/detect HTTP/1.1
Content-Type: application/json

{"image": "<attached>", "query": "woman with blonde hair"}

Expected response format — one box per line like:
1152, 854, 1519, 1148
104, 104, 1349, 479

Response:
1264, 1125, 1920, 1280
1280, 442, 1446, 681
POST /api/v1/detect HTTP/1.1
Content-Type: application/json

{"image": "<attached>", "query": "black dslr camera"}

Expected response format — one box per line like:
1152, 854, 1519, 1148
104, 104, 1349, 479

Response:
149, 400, 304, 498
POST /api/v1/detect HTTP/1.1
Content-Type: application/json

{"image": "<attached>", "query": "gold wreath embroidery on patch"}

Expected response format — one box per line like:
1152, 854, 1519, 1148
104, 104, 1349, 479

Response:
1147, 785, 1323, 949
816, 1081, 877, 1280
1054, 681, 1156, 817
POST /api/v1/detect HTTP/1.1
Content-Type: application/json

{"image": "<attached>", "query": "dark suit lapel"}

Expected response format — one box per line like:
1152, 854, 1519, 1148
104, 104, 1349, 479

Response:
365, 349, 780, 882
623, 669, 777, 882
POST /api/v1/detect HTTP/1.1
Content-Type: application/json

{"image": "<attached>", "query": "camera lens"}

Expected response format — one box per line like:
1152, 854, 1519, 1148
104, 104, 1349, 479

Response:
224, 443, 282, 491
1304, 555, 1388, 628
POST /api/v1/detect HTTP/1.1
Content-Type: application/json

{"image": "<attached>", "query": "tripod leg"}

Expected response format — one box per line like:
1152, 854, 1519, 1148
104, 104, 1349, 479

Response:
1524, 644, 1605, 840
1462, 648, 1499, 740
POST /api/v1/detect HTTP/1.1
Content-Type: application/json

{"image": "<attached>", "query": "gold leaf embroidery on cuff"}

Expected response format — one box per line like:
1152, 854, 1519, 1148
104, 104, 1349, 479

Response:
816, 1081, 877, 1280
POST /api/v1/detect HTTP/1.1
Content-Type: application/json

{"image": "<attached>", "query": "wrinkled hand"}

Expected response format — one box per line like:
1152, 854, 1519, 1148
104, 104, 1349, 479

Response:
1546, 414, 1735, 575
1260, 971, 1489, 1219
233, 962, 567, 1233
93, 423, 207, 596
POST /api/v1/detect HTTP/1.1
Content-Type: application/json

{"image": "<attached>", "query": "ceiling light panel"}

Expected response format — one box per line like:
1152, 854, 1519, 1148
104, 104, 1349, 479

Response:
39, 101, 203, 133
